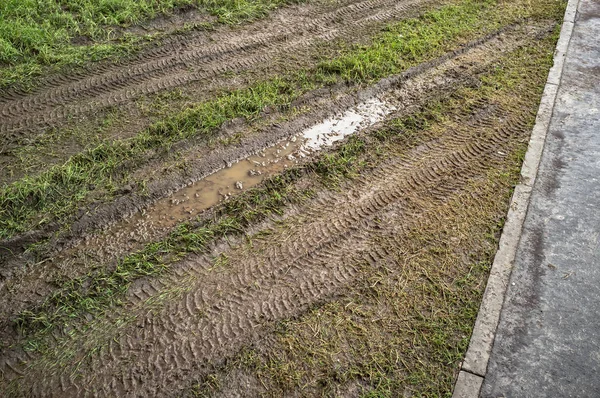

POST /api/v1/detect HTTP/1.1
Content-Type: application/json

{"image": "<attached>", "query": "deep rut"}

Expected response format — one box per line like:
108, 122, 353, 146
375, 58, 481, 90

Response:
0, 0, 435, 140
1, 95, 531, 396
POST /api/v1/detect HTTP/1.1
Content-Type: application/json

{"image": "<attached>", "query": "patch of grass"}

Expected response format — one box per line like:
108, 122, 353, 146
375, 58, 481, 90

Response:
6, 24, 561, 398
318, 0, 562, 81
0, 0, 564, 240
0, 0, 299, 88
9, 0, 562, 360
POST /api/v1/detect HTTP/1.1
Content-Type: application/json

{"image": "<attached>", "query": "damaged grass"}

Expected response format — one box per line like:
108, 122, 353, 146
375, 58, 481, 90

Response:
13, 19, 559, 364
187, 33, 558, 398
0, 0, 301, 88
208, 163, 519, 397
0, 0, 565, 240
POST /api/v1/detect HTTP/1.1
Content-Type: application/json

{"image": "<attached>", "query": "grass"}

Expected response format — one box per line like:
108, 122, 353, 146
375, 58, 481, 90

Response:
0, 0, 298, 88
7, 7, 561, 392
0, 0, 564, 240
14, 15, 559, 359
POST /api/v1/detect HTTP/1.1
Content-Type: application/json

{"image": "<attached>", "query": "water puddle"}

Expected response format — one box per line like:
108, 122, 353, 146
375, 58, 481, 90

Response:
86, 97, 395, 252
303, 98, 396, 150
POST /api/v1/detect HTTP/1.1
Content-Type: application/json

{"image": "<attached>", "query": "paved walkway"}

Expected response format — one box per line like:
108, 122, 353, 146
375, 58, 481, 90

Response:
453, 0, 600, 396
481, 0, 600, 396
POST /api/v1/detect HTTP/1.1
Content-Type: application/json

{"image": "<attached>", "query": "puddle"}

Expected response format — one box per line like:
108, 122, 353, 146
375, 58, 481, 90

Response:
302, 98, 396, 150
86, 97, 395, 252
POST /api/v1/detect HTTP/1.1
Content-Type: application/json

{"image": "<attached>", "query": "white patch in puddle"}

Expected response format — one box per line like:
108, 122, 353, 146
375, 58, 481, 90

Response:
301, 97, 396, 151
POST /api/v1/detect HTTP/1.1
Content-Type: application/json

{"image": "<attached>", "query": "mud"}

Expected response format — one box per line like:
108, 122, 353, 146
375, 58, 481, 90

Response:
0, 0, 561, 392
0, 0, 437, 141
0, 79, 533, 397
0, 23, 552, 345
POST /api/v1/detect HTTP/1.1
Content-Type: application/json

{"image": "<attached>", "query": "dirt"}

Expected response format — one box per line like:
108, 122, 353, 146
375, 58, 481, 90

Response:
0, 23, 550, 337
0, 0, 437, 149
0, 0, 562, 395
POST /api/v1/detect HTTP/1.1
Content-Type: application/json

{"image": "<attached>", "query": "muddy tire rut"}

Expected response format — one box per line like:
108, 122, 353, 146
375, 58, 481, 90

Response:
0, 0, 437, 141
0, 22, 547, 340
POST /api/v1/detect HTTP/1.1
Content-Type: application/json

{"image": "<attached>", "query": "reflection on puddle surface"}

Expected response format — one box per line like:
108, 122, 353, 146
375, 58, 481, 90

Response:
303, 98, 396, 150
89, 97, 395, 249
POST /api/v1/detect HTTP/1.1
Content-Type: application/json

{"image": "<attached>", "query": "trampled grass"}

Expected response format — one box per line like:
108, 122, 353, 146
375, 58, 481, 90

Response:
0, 0, 567, 393
1, 6, 564, 395
0, 0, 296, 88
15, 18, 560, 363
0, 0, 564, 241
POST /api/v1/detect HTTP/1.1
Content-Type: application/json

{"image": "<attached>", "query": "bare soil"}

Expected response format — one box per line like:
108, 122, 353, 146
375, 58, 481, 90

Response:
0, 0, 563, 396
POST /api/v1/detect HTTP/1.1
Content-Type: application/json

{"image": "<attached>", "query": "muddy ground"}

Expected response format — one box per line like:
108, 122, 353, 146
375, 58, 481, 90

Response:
0, 0, 565, 396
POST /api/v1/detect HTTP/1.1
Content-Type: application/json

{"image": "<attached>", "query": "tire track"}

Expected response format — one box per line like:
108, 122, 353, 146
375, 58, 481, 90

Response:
0, 21, 542, 336
1, 97, 531, 396
0, 0, 435, 138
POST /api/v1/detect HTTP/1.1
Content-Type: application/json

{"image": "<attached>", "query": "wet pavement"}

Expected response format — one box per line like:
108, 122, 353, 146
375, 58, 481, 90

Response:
481, 0, 600, 396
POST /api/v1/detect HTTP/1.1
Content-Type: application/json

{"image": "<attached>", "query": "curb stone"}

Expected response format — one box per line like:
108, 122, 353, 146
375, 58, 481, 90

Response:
451, 0, 581, 395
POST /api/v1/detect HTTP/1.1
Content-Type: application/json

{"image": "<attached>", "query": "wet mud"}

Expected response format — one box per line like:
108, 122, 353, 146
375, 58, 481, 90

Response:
0, 23, 553, 346
0, 0, 561, 393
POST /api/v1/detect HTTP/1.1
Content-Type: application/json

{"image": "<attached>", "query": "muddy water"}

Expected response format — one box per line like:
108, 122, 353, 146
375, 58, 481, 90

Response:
85, 97, 395, 253
151, 141, 300, 227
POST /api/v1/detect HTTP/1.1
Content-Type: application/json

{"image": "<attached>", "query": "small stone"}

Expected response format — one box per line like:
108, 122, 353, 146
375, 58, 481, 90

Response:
290, 136, 297, 143
235, 181, 243, 190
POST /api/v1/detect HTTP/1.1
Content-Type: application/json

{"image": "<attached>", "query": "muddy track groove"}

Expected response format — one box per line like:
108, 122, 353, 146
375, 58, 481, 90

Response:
0, 23, 547, 351
1, 97, 530, 396
0, 0, 435, 139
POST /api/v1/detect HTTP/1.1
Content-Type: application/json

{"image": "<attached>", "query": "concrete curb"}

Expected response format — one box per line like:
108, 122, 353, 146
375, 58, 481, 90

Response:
451, 0, 580, 396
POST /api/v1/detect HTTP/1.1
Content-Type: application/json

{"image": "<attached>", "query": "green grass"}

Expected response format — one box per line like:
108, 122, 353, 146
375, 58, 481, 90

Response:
0, 0, 564, 240
0, 0, 297, 88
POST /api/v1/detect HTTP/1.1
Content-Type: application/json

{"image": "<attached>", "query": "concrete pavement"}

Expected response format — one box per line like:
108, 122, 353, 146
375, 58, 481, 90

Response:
453, 0, 600, 396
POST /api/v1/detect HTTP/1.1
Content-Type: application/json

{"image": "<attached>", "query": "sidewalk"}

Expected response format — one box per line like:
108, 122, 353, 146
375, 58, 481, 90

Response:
453, 0, 600, 396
